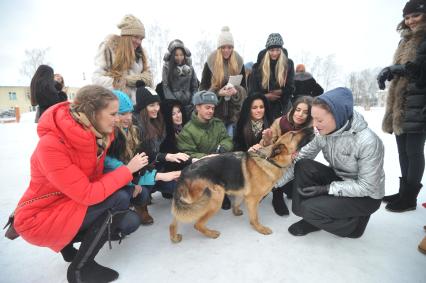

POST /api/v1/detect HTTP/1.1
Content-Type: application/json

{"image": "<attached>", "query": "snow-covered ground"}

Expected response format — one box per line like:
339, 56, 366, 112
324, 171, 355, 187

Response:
1, 108, 425, 283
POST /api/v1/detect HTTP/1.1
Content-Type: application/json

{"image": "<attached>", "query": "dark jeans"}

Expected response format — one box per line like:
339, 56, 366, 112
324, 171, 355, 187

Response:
145, 180, 177, 195
79, 188, 140, 236
292, 159, 381, 237
395, 133, 426, 186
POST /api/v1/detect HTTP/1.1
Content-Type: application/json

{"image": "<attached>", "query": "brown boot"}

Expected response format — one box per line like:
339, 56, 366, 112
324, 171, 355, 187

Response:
419, 236, 426, 255
134, 205, 154, 225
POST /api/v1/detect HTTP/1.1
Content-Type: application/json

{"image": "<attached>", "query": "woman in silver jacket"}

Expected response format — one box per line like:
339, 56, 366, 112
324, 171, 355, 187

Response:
276, 87, 385, 238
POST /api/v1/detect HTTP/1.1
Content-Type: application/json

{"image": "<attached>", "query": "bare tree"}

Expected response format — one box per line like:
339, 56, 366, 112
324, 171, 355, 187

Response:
346, 68, 381, 108
20, 48, 50, 82
193, 34, 215, 78
144, 23, 170, 85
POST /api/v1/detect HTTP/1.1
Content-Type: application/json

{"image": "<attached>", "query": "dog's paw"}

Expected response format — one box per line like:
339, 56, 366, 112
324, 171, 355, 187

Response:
256, 225, 273, 235
205, 229, 221, 239
232, 207, 243, 216
171, 234, 182, 243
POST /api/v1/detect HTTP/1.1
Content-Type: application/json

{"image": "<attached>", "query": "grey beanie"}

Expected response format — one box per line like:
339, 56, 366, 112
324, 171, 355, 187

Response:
265, 33, 284, 49
217, 26, 234, 48
192, 90, 218, 106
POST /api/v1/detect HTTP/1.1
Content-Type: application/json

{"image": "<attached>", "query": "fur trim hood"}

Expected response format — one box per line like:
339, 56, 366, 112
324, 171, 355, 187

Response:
163, 39, 193, 65
294, 72, 314, 81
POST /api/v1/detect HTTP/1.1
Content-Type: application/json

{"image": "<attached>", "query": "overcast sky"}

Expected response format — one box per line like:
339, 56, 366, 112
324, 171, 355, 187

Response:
0, 0, 407, 87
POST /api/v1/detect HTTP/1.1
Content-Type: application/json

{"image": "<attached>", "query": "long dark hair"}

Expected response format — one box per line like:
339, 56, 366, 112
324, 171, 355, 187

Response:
160, 99, 188, 152
167, 47, 187, 86
287, 96, 314, 128
138, 106, 165, 143
30, 65, 55, 106
235, 94, 273, 150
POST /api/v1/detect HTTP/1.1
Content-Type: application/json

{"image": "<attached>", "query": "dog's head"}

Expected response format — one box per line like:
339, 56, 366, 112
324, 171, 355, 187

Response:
268, 127, 314, 166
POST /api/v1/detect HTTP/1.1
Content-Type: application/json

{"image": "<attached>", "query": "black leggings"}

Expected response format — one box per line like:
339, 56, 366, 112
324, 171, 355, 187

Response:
395, 133, 426, 185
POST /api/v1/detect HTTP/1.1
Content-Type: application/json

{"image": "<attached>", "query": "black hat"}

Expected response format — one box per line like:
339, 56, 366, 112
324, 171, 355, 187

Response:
403, 0, 426, 17
134, 86, 161, 113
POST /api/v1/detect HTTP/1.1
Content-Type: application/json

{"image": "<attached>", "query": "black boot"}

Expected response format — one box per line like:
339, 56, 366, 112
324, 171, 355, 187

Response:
282, 181, 293, 199
221, 195, 231, 210
60, 243, 78, 263
272, 187, 289, 216
382, 177, 405, 203
67, 210, 128, 283
386, 182, 422, 212
288, 219, 321, 236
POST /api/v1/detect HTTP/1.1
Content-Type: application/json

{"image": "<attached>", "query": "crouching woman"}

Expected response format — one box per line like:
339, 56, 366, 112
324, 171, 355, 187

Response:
13, 85, 147, 283
276, 87, 385, 238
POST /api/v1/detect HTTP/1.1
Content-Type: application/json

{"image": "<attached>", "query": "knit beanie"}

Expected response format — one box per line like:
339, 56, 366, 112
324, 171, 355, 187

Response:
403, 0, 426, 17
265, 33, 284, 49
112, 90, 133, 114
192, 90, 218, 106
317, 87, 354, 130
117, 14, 145, 38
217, 26, 234, 48
134, 87, 161, 113
296, 64, 306, 73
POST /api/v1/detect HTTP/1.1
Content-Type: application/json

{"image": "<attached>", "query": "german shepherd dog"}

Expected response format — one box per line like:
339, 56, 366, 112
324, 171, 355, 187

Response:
169, 128, 313, 243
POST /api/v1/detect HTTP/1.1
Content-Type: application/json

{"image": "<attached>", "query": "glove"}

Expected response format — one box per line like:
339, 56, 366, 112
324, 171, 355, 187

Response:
297, 185, 329, 198
377, 64, 406, 90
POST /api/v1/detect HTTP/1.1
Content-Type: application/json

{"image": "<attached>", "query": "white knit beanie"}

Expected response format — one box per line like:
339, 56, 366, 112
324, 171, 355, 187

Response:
217, 26, 234, 48
117, 14, 145, 38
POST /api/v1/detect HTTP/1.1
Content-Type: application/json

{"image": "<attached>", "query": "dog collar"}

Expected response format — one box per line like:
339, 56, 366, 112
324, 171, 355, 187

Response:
252, 150, 286, 169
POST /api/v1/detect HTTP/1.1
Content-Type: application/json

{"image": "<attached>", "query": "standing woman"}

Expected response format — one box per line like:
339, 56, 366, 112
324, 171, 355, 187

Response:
30, 64, 62, 122
162, 39, 199, 117
233, 94, 273, 152
13, 85, 147, 282
249, 33, 295, 119
93, 14, 153, 104
377, 0, 426, 212
199, 26, 247, 137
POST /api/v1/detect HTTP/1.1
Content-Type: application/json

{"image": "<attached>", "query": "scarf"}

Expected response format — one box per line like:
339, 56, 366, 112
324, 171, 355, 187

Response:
251, 119, 264, 137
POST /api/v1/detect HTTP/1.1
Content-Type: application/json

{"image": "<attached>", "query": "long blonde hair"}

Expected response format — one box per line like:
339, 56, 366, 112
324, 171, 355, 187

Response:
261, 51, 288, 90
211, 49, 239, 90
108, 36, 149, 87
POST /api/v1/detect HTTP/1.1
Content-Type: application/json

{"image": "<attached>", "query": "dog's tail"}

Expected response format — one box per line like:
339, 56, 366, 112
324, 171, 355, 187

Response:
171, 178, 214, 223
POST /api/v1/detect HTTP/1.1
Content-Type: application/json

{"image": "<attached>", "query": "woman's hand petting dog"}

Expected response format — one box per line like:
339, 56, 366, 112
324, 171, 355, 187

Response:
156, 171, 181, 182
127, 153, 149, 173
166, 152, 190, 163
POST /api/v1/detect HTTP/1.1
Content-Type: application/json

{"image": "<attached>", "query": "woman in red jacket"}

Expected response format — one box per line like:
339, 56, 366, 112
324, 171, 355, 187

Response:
13, 85, 147, 283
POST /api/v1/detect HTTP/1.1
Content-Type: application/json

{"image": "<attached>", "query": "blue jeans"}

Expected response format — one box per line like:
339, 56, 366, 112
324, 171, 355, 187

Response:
79, 188, 140, 235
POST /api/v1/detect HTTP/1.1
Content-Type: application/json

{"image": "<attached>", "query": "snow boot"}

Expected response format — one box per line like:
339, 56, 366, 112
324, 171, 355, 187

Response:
221, 195, 231, 210
134, 204, 154, 225
386, 182, 422, 212
288, 219, 321, 236
67, 210, 128, 283
382, 177, 405, 203
272, 187, 289, 216
61, 243, 78, 263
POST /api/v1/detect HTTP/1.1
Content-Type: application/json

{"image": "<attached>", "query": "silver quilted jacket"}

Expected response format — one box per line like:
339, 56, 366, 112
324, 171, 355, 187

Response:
276, 111, 385, 199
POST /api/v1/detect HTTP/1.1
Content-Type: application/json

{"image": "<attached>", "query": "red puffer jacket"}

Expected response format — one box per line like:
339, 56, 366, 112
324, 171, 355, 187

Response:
14, 102, 132, 252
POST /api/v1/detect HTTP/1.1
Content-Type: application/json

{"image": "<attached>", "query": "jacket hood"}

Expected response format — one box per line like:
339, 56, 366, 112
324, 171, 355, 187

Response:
294, 72, 313, 81
317, 87, 354, 130
37, 102, 97, 153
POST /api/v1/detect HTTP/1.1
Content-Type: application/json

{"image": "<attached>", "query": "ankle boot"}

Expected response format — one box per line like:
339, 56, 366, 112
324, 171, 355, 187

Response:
60, 243, 78, 263
383, 177, 406, 203
288, 219, 321, 236
386, 182, 422, 212
272, 188, 289, 216
67, 210, 127, 283
134, 205, 154, 225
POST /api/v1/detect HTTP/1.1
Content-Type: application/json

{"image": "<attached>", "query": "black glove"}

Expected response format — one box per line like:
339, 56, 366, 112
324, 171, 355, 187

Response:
377, 64, 406, 90
135, 80, 146, 88
297, 185, 330, 198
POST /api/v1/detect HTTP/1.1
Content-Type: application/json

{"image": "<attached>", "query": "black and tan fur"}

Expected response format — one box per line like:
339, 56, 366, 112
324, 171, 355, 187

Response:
169, 128, 313, 243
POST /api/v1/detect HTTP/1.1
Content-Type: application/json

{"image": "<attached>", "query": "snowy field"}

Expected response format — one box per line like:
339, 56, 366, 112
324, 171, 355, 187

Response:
0, 108, 425, 283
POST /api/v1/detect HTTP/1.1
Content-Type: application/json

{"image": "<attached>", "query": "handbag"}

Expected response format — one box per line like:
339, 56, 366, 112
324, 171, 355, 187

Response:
3, 191, 62, 240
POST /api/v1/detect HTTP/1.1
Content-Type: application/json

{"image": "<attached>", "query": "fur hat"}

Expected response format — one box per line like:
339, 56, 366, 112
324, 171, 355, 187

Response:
163, 39, 192, 62
217, 26, 234, 48
117, 14, 145, 38
265, 33, 284, 49
112, 90, 133, 114
134, 87, 161, 113
403, 0, 426, 17
192, 90, 218, 106
296, 64, 306, 73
